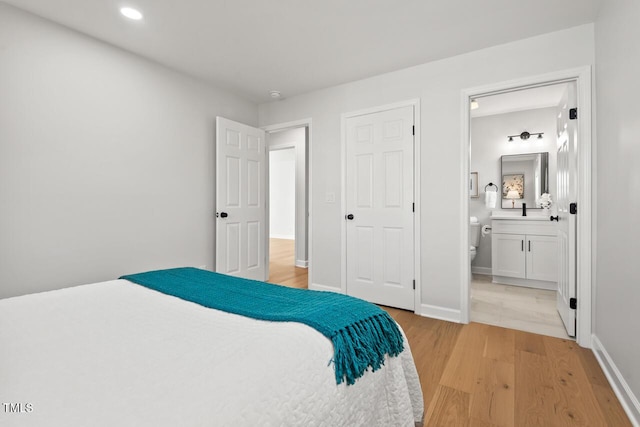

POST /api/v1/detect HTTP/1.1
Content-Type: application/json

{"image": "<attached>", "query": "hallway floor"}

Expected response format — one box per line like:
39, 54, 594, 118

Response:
268, 238, 308, 289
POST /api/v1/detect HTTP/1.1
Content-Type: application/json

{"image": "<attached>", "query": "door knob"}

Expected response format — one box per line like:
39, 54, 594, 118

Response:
217, 212, 228, 218
346, 214, 354, 220
550, 215, 559, 222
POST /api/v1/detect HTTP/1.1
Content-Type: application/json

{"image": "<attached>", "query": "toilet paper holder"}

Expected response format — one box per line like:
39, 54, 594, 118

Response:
481, 224, 492, 236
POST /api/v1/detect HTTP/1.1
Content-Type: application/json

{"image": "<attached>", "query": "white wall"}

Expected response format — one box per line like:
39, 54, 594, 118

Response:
259, 24, 595, 314
470, 108, 558, 271
594, 0, 640, 421
269, 148, 296, 239
0, 4, 257, 298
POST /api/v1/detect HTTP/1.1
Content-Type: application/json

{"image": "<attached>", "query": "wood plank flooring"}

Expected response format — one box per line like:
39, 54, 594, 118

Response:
268, 238, 308, 289
268, 238, 631, 426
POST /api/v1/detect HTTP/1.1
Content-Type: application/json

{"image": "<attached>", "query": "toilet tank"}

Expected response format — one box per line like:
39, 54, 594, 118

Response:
470, 222, 481, 247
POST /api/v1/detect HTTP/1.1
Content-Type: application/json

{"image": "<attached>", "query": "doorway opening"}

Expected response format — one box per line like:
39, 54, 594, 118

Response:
462, 67, 593, 347
264, 123, 310, 289
469, 82, 572, 339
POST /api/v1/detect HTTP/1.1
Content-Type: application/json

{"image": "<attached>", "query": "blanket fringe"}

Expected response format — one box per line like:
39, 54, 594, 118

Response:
331, 312, 404, 385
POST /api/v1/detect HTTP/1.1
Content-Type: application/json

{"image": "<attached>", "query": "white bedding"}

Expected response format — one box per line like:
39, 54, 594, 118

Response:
0, 279, 423, 426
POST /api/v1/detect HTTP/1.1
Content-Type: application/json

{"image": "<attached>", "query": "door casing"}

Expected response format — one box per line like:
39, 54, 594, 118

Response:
461, 67, 593, 348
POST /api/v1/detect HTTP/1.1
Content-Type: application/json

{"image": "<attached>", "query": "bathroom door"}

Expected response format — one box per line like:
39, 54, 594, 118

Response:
556, 83, 578, 337
215, 117, 267, 281
344, 105, 415, 310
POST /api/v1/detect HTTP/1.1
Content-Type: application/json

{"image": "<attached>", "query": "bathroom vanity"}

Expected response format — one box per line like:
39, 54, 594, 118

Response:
491, 214, 558, 290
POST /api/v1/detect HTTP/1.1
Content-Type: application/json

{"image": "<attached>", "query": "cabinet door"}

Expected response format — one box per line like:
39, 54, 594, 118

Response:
492, 234, 526, 278
526, 235, 558, 282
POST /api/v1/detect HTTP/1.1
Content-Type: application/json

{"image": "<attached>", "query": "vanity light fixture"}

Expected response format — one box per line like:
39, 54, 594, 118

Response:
120, 7, 143, 20
507, 131, 544, 141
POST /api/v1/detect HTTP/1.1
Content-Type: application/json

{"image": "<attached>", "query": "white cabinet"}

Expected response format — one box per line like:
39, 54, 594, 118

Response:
491, 218, 558, 290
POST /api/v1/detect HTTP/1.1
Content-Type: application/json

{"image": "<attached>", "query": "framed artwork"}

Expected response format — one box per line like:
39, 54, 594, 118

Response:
470, 172, 479, 198
502, 174, 524, 198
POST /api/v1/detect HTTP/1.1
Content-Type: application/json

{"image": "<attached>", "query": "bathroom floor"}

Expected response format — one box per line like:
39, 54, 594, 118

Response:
470, 274, 571, 340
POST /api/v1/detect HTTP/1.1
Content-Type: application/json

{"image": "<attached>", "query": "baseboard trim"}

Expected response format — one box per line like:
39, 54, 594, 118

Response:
295, 259, 308, 268
418, 304, 461, 323
471, 266, 492, 276
492, 275, 556, 290
269, 234, 295, 240
592, 334, 640, 426
309, 283, 344, 293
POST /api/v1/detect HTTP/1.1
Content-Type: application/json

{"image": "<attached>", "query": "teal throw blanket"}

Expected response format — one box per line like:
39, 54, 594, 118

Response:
120, 267, 404, 385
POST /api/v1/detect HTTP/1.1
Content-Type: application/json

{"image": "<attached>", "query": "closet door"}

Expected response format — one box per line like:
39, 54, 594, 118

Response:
344, 105, 415, 310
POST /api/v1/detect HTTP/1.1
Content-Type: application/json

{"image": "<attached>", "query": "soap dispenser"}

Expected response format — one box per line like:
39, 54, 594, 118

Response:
522, 202, 527, 216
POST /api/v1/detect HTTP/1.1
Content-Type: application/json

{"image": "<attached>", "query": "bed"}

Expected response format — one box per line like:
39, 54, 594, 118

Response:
0, 269, 423, 426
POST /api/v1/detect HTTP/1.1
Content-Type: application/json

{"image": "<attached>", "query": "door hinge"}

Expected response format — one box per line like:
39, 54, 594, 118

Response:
413, 280, 416, 290
569, 108, 578, 120
570, 297, 577, 310
570, 202, 577, 215
412, 202, 415, 212
412, 125, 415, 136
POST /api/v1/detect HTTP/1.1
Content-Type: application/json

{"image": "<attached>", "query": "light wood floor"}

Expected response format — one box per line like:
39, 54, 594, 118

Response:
269, 239, 631, 426
268, 238, 308, 288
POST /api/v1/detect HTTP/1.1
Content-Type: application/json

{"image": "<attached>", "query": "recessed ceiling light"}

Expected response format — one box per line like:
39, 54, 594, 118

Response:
120, 7, 143, 20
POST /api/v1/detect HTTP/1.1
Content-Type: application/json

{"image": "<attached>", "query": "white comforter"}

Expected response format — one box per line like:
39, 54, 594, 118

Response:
0, 279, 423, 426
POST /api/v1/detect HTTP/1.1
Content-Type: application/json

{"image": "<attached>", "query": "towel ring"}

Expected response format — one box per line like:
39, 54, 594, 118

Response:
484, 183, 499, 192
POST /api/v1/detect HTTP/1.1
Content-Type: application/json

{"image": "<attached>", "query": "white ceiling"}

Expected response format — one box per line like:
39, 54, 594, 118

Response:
471, 83, 569, 118
2, 0, 602, 103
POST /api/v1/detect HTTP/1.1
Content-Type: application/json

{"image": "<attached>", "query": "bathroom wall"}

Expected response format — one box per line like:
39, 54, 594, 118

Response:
470, 107, 558, 273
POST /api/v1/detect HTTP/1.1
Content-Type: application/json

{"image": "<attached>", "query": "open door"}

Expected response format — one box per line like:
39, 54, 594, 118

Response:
215, 117, 267, 281
556, 83, 578, 337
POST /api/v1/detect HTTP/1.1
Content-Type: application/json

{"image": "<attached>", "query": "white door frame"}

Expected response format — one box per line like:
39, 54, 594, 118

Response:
340, 99, 421, 312
461, 67, 593, 347
262, 118, 312, 287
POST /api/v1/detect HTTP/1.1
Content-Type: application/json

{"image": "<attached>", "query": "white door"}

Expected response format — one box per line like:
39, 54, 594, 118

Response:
215, 117, 267, 281
556, 83, 578, 337
345, 106, 414, 310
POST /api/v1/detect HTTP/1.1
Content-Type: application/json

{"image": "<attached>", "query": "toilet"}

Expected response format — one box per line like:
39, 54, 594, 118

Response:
470, 218, 481, 262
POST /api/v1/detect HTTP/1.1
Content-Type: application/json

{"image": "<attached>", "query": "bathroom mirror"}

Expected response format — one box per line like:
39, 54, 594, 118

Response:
500, 152, 548, 209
